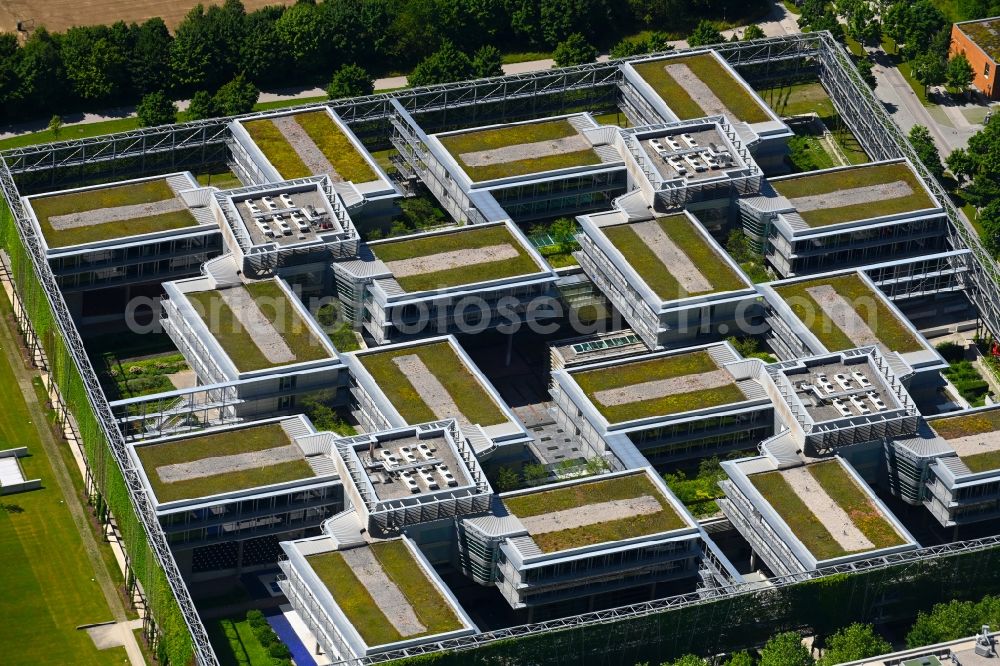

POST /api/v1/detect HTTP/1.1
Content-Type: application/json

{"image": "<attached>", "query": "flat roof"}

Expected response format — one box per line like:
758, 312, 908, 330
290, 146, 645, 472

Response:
232, 188, 341, 247
787, 358, 899, 423
570, 349, 747, 424
773, 273, 924, 354
602, 214, 749, 301
306, 540, 465, 646
241, 110, 379, 184
502, 471, 687, 553
958, 17, 1000, 63
135, 422, 314, 503
631, 52, 771, 124
749, 460, 907, 560
932, 409, 1000, 473
361, 434, 472, 501
640, 126, 746, 183
28, 177, 197, 248
357, 341, 510, 429
770, 162, 935, 228
370, 224, 544, 292
186, 279, 333, 373
436, 117, 601, 182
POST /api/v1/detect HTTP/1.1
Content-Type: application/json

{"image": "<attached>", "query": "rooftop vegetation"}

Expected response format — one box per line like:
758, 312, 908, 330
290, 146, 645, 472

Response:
135, 423, 314, 503
603, 215, 748, 301
358, 341, 508, 427
371, 224, 541, 292
30, 179, 196, 248
632, 53, 771, 123
959, 19, 1000, 63
572, 350, 746, 423
932, 409, 1000, 440
771, 162, 934, 227
503, 472, 687, 552
187, 280, 331, 372
808, 460, 905, 550
773, 273, 924, 354
243, 119, 311, 179
437, 118, 601, 181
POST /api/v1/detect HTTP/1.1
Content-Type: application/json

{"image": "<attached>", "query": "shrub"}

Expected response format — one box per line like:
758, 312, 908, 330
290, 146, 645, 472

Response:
936, 341, 965, 363
268, 641, 291, 659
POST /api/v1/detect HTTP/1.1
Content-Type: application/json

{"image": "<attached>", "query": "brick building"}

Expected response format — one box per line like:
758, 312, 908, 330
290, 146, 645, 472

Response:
951, 17, 1000, 98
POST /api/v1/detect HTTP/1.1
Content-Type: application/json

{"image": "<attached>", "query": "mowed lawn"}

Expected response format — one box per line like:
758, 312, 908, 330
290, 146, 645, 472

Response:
0, 293, 125, 664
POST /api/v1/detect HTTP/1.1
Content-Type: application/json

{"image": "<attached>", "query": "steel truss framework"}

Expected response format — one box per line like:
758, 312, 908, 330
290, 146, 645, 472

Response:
1, 31, 999, 666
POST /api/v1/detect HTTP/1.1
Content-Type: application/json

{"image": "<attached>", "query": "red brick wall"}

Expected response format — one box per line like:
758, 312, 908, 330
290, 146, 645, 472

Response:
951, 24, 998, 98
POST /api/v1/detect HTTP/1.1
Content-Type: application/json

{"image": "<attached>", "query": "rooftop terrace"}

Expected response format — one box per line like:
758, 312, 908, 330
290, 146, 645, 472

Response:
28, 177, 198, 248
186, 279, 333, 373
134, 423, 314, 503
773, 273, 924, 354
602, 214, 748, 301
370, 224, 544, 292
770, 162, 935, 228
931, 409, 1000, 473
502, 471, 687, 553
958, 17, 1000, 63
749, 460, 906, 560
360, 434, 472, 500
357, 341, 509, 430
571, 349, 747, 424
436, 117, 601, 182
631, 52, 771, 124
232, 187, 342, 247
241, 110, 378, 184
787, 358, 899, 423
640, 126, 745, 183
306, 540, 465, 647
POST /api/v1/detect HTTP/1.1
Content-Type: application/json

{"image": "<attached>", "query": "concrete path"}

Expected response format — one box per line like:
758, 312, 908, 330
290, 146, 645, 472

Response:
339, 547, 425, 636
807, 285, 882, 349
630, 220, 713, 293
219, 287, 296, 365
391, 353, 469, 427
594, 369, 733, 407
782, 467, 875, 552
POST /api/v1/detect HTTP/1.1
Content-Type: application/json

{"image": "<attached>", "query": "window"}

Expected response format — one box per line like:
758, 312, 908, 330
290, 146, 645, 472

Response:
986, 61, 992, 78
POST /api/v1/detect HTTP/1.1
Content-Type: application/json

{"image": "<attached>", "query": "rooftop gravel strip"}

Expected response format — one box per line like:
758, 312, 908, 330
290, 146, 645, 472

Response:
930, 410, 1000, 473
437, 118, 601, 181
770, 162, 934, 227
959, 19, 1000, 63
572, 350, 746, 423
358, 341, 508, 427
30, 179, 197, 248
503, 472, 687, 553
135, 423, 314, 502
632, 53, 771, 123
603, 214, 747, 301
371, 225, 542, 292
308, 541, 463, 646
243, 118, 311, 179
773, 273, 924, 354
186, 280, 331, 372
806, 461, 906, 550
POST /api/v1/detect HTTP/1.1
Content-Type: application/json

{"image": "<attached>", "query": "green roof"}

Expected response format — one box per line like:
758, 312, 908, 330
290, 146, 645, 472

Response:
773, 273, 924, 354
358, 341, 508, 427
502, 472, 686, 553
307, 541, 463, 646
135, 423, 313, 503
931, 410, 1000, 473
602, 214, 748, 300
571, 350, 747, 423
30, 179, 196, 248
770, 162, 935, 227
959, 18, 1000, 63
632, 53, 771, 123
187, 280, 332, 372
437, 118, 601, 181
750, 460, 905, 560
371, 224, 542, 292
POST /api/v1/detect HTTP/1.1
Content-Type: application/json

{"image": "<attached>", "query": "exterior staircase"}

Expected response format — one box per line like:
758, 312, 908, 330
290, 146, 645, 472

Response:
166, 174, 194, 195
322, 509, 366, 550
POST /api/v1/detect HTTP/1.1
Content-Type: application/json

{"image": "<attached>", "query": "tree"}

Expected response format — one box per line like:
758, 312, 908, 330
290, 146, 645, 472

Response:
212, 73, 258, 116
186, 90, 216, 120
326, 63, 374, 99
610, 38, 647, 59
136, 90, 177, 127
947, 147, 977, 183
664, 657, 706, 666
60, 25, 130, 103
130, 18, 172, 95
496, 466, 520, 491
552, 33, 597, 67
724, 652, 754, 666
743, 25, 766, 41
760, 632, 813, 666
17, 29, 67, 111
171, 6, 225, 91
912, 51, 947, 93
522, 463, 548, 484
856, 57, 876, 88
907, 599, 981, 647
409, 40, 475, 86
947, 53, 975, 95
241, 7, 288, 86
472, 45, 503, 78
909, 125, 944, 180
845, 1, 881, 46
275, 1, 333, 74
47, 115, 63, 139
980, 198, 1000, 255
819, 624, 892, 666
687, 20, 724, 47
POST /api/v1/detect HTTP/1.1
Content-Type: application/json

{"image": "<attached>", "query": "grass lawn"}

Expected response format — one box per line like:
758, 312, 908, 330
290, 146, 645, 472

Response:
371, 224, 542, 292
787, 134, 837, 172
503, 472, 687, 552
0, 116, 141, 151
898, 60, 931, 106
592, 111, 632, 128
242, 118, 311, 179
29, 178, 196, 248
603, 214, 747, 301
632, 53, 771, 123
187, 280, 331, 372
101, 352, 188, 401
135, 423, 315, 503
774, 273, 924, 354
207, 617, 273, 666
308, 542, 462, 646
750, 470, 851, 560
572, 350, 747, 423
756, 81, 836, 118
771, 162, 934, 227
195, 168, 243, 189
808, 461, 905, 549
932, 410, 1000, 440
437, 118, 601, 181
293, 110, 378, 183
252, 95, 328, 113
501, 51, 551, 64
358, 341, 507, 427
